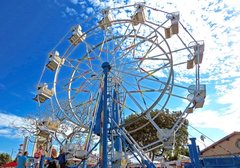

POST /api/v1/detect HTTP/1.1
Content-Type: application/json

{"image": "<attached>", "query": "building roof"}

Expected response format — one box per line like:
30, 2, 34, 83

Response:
201, 131, 240, 154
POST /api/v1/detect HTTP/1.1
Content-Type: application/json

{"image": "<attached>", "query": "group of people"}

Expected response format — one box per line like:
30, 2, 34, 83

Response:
16, 145, 66, 168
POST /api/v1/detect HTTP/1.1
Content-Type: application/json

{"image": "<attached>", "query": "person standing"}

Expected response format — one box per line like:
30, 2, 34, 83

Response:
47, 148, 59, 168
34, 145, 43, 168
16, 151, 28, 168
58, 149, 66, 168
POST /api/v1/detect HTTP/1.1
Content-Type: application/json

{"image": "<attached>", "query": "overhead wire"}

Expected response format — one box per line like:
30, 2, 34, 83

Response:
187, 124, 239, 157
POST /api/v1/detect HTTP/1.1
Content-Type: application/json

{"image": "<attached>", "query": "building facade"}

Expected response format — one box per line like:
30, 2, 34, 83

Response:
201, 131, 240, 157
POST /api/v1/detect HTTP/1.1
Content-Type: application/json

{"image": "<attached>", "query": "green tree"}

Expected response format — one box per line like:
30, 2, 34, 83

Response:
125, 109, 189, 161
0, 153, 12, 166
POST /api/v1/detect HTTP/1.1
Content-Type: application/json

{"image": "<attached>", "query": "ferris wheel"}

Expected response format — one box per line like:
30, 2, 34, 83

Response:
34, 3, 206, 167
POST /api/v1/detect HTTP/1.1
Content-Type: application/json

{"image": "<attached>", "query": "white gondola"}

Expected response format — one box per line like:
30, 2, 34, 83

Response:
112, 151, 123, 162
187, 85, 206, 108
163, 141, 174, 150
189, 40, 205, 64
198, 84, 206, 98
38, 130, 50, 139
46, 51, 65, 71
164, 12, 180, 39
195, 84, 206, 108
194, 41, 204, 64
157, 129, 175, 150
69, 25, 86, 46
194, 95, 205, 108
64, 143, 87, 159
39, 119, 60, 132
98, 8, 113, 30
112, 151, 128, 167
33, 83, 53, 103
75, 149, 88, 159
131, 4, 146, 26
163, 134, 175, 150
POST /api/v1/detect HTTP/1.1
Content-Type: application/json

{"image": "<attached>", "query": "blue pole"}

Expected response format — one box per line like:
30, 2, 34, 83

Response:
189, 138, 201, 168
101, 62, 111, 168
113, 87, 122, 152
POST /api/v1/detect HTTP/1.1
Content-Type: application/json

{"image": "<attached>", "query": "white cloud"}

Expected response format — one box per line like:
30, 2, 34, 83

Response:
86, 7, 94, 14
217, 78, 240, 114
0, 112, 32, 139
87, 0, 105, 8
70, 0, 79, 5
65, 6, 78, 16
188, 109, 237, 134
0, 128, 21, 139
0, 112, 25, 128
70, 0, 86, 5
0, 128, 12, 134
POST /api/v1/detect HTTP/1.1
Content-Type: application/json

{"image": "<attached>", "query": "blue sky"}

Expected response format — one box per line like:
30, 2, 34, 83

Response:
0, 0, 240, 158
0, 0, 81, 156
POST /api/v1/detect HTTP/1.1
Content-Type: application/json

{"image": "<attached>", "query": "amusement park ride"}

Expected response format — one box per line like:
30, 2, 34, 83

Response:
33, 3, 205, 168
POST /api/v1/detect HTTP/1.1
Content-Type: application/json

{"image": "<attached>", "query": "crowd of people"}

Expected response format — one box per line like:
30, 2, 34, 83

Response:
16, 146, 66, 168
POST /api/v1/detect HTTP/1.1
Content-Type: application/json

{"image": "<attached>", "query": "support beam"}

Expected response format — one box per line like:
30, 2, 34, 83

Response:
101, 62, 111, 167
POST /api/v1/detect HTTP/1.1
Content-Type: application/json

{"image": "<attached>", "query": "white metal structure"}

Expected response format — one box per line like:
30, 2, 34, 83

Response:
34, 3, 205, 167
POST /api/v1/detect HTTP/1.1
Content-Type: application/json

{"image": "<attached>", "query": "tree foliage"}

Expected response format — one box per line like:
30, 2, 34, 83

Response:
125, 109, 189, 161
0, 153, 12, 166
